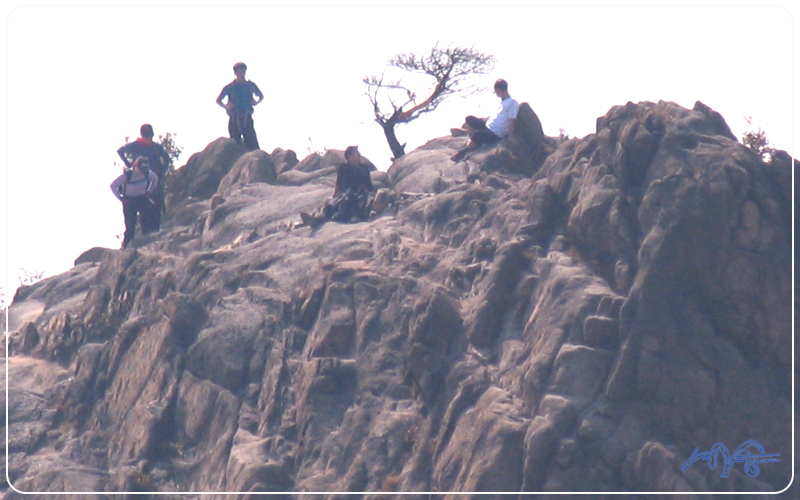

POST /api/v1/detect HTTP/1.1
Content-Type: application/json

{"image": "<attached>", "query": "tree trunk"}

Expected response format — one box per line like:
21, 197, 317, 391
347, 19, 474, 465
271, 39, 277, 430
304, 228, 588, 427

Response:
381, 120, 406, 160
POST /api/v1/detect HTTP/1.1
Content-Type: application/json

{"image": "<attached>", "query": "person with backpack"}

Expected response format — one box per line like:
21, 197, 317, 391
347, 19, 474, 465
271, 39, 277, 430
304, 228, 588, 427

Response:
300, 146, 376, 228
110, 156, 159, 249
216, 62, 264, 151
117, 124, 172, 230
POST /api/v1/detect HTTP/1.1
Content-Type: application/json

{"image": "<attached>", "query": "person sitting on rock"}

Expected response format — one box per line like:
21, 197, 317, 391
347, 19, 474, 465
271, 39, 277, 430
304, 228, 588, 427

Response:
110, 156, 159, 249
451, 78, 519, 162
301, 146, 375, 228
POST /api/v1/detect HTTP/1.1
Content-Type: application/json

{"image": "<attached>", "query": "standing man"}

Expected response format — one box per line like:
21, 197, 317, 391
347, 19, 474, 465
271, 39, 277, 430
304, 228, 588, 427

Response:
216, 62, 264, 151
117, 123, 172, 230
451, 78, 519, 161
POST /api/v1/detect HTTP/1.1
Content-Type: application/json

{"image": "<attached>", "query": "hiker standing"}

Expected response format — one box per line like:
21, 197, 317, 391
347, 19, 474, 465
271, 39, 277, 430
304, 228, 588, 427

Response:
117, 124, 171, 229
451, 78, 519, 161
110, 156, 159, 249
216, 62, 264, 151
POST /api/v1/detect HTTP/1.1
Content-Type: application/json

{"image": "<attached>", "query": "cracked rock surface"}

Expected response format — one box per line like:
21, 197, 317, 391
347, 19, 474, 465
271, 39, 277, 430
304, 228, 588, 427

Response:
2, 100, 793, 499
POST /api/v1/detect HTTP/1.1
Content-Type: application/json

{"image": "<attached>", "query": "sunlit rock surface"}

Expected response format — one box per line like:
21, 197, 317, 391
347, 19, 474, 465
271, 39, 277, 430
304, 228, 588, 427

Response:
2, 100, 793, 499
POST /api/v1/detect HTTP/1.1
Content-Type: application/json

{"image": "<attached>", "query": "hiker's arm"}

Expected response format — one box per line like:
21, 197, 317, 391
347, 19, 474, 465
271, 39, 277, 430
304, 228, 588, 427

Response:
117, 144, 133, 168
333, 165, 346, 197
251, 83, 264, 106
363, 166, 374, 192
216, 86, 231, 109
506, 99, 519, 140
110, 175, 125, 200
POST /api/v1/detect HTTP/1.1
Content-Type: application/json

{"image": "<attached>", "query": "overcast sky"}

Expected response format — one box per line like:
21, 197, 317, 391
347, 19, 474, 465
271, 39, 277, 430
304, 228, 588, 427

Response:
1, 0, 796, 305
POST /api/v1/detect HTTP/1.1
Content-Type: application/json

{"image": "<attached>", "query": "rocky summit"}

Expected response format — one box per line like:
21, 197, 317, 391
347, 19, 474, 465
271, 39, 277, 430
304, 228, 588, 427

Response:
2, 100, 794, 499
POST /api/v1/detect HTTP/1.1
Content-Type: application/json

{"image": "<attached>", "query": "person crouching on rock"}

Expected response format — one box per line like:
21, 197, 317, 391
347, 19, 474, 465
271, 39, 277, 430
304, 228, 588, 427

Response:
110, 156, 159, 249
451, 78, 519, 162
301, 146, 375, 229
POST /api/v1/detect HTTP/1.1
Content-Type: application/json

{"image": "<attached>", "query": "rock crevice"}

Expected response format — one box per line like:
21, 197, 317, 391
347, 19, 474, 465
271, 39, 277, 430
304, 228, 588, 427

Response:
3, 100, 792, 497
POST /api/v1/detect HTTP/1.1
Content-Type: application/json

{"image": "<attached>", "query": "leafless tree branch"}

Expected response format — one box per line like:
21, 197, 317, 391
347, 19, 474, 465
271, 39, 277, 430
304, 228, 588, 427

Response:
363, 43, 496, 159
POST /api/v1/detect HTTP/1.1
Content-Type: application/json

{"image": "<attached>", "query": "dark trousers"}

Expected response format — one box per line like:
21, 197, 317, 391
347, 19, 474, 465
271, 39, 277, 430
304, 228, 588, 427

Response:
228, 110, 260, 151
465, 115, 501, 147
151, 181, 163, 230
322, 189, 371, 223
122, 195, 157, 247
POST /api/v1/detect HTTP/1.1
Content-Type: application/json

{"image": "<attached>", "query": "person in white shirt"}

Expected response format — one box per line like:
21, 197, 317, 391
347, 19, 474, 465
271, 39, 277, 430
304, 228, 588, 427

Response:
452, 78, 519, 161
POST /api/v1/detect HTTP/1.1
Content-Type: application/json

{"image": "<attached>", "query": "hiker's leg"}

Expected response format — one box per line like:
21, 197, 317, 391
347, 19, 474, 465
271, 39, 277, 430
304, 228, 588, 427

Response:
151, 183, 163, 230
122, 200, 138, 247
356, 191, 372, 220
472, 129, 501, 148
242, 113, 259, 151
132, 197, 148, 235
452, 116, 486, 161
465, 115, 487, 131
332, 191, 360, 222
228, 113, 242, 145
141, 197, 158, 235
322, 198, 336, 220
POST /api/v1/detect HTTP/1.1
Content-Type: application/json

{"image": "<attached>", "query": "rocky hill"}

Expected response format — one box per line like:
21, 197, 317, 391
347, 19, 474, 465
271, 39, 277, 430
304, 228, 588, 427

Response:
2, 100, 794, 499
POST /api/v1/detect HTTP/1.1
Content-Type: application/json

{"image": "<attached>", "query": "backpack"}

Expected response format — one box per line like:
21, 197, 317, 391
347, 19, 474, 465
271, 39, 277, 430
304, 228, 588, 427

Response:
121, 167, 153, 196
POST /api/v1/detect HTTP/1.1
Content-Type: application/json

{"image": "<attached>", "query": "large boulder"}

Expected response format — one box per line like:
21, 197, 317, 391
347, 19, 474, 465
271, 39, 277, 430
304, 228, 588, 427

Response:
293, 150, 377, 174
509, 102, 549, 172
166, 137, 247, 207
3, 99, 792, 497
269, 148, 299, 175
216, 150, 278, 197
387, 136, 468, 193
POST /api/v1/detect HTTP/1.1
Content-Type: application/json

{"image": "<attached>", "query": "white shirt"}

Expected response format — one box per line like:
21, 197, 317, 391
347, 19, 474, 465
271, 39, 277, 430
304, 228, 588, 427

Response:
485, 97, 519, 138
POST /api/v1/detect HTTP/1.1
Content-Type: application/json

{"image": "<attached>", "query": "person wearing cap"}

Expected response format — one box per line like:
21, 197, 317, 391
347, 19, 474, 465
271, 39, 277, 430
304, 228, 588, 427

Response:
110, 156, 159, 249
216, 62, 264, 151
117, 124, 172, 229
117, 124, 171, 177
451, 78, 519, 162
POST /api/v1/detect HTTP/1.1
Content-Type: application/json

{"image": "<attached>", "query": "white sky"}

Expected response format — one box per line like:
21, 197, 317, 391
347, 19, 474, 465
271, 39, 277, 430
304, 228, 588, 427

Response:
1, 0, 796, 304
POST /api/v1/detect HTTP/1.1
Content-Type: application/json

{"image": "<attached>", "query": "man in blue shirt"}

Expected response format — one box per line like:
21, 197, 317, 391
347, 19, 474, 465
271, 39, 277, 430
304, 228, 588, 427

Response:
216, 62, 264, 151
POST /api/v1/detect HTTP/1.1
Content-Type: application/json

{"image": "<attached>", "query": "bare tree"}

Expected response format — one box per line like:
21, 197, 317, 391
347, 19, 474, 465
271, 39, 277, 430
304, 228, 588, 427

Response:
364, 44, 496, 160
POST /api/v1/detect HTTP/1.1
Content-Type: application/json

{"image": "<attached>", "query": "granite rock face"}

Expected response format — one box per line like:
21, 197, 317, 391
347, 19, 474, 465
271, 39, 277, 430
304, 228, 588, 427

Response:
2, 101, 793, 499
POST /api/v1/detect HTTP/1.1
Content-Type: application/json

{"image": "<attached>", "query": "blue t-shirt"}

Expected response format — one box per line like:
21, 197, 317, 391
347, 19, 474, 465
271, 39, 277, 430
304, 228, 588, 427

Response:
218, 80, 263, 112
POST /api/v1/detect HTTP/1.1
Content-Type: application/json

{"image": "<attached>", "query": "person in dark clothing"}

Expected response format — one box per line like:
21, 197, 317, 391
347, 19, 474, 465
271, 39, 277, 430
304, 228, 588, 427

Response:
110, 156, 159, 249
301, 146, 375, 228
117, 124, 171, 230
117, 124, 171, 176
216, 62, 264, 151
332, 146, 374, 197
